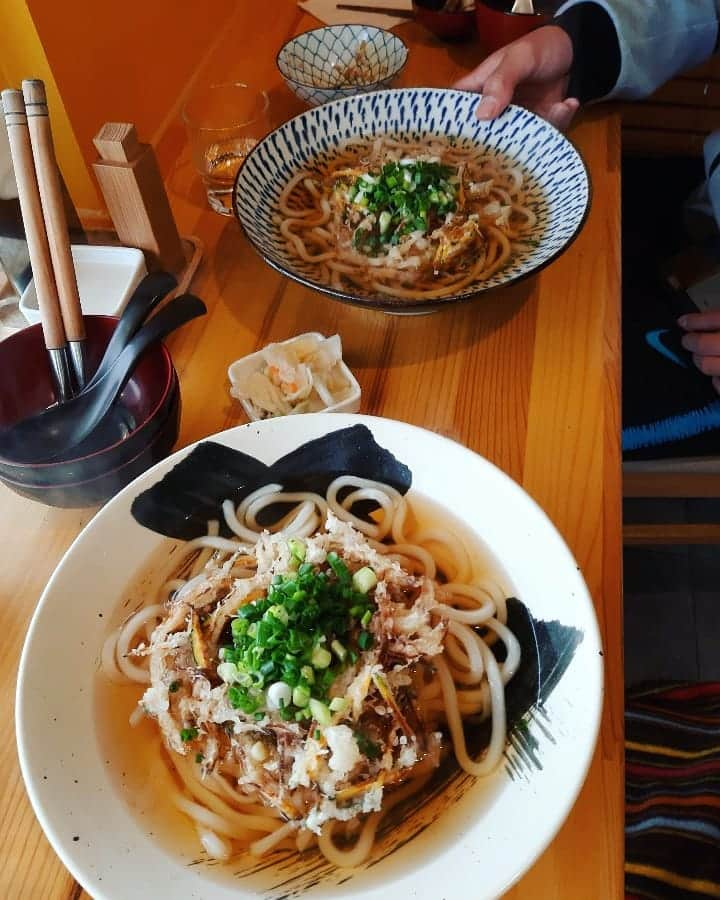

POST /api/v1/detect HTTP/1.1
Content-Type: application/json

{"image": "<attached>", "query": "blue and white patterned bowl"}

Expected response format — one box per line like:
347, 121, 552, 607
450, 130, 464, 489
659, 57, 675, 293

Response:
277, 25, 408, 107
234, 88, 591, 313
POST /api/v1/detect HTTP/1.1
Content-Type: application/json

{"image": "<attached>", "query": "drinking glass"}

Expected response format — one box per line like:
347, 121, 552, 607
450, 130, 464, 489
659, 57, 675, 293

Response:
182, 82, 270, 216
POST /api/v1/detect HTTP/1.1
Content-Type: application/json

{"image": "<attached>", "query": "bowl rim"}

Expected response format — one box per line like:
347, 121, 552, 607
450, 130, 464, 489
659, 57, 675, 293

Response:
233, 87, 592, 313
276, 24, 408, 91
0, 315, 177, 470
0, 386, 179, 491
14, 413, 604, 900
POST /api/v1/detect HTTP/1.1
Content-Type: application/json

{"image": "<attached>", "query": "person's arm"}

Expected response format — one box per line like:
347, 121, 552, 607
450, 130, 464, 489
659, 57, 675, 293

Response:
554, 3, 620, 103
455, 0, 720, 127
557, 0, 719, 100
452, 3, 621, 128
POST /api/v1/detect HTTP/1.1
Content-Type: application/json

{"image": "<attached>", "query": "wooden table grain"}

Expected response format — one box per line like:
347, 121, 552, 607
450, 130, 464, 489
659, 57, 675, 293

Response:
0, 3, 623, 897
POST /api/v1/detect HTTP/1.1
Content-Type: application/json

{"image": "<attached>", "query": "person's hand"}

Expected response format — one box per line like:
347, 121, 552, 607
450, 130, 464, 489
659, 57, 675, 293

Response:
678, 310, 720, 393
453, 26, 580, 130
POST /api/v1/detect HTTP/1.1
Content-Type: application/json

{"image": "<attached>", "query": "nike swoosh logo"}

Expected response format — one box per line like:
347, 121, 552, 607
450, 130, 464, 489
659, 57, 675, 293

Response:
645, 329, 689, 368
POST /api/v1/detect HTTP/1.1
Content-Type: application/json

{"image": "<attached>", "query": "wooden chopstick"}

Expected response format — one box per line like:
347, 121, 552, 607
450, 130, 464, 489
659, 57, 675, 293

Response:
1, 88, 74, 403
23, 79, 86, 388
336, 4, 415, 17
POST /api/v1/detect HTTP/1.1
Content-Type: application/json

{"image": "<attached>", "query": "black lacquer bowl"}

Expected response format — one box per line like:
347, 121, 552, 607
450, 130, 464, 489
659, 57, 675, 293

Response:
0, 316, 179, 506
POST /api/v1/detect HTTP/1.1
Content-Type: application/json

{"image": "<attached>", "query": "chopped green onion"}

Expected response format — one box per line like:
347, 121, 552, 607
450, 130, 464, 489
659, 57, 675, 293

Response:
195, 753, 204, 763
330, 639, 347, 662
358, 631, 374, 651
180, 727, 198, 743
361, 609, 373, 628
345, 159, 458, 255
266, 681, 292, 711
228, 686, 260, 714
329, 696, 349, 714
218, 552, 379, 717
217, 662, 239, 684
259, 659, 276, 680
352, 566, 377, 594
265, 604, 289, 626
292, 685, 311, 708
311, 645, 332, 669
288, 538, 306, 563
309, 698, 332, 727
326, 552, 351, 584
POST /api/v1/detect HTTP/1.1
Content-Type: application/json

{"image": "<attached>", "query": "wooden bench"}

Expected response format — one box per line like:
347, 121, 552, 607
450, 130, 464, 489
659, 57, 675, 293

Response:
620, 56, 720, 156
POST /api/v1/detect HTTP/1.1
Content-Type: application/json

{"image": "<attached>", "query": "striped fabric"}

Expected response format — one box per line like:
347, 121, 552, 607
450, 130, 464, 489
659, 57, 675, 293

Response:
626, 682, 720, 899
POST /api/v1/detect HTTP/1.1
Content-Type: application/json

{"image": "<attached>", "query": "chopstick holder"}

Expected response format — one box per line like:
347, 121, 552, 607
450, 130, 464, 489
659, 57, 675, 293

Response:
22, 79, 86, 389
1, 89, 73, 403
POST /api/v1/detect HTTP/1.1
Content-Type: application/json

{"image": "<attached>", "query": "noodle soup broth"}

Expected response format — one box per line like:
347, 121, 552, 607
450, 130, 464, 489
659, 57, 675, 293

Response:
95, 492, 518, 893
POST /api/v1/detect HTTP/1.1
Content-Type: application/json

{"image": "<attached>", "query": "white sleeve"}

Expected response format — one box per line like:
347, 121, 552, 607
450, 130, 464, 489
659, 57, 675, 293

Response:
556, 0, 720, 99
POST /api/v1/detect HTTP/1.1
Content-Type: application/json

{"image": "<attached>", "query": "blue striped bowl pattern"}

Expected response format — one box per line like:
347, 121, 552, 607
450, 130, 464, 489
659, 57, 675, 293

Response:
277, 25, 408, 107
234, 89, 591, 312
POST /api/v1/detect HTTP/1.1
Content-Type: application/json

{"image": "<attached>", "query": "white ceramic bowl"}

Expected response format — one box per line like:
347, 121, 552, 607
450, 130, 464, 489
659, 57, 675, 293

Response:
277, 25, 408, 107
19, 244, 147, 325
234, 88, 590, 313
16, 414, 602, 900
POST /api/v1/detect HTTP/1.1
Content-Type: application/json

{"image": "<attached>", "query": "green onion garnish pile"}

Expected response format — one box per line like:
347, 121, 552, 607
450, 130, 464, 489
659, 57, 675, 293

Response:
345, 159, 458, 255
219, 543, 378, 725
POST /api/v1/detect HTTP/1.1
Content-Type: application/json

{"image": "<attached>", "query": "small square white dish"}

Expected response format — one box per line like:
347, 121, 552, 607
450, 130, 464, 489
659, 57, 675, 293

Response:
19, 245, 147, 325
228, 332, 361, 421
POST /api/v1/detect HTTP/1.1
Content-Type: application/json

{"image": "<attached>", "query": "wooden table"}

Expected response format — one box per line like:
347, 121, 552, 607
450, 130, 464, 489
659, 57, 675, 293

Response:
0, 3, 623, 897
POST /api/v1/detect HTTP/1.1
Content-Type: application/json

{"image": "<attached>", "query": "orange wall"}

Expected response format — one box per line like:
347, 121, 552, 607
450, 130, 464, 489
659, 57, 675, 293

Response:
25, 0, 235, 210
0, 0, 99, 209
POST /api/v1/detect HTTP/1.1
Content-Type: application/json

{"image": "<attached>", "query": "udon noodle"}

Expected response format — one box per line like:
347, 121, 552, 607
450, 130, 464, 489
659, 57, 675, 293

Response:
102, 477, 520, 867
277, 136, 538, 301
329, 41, 374, 88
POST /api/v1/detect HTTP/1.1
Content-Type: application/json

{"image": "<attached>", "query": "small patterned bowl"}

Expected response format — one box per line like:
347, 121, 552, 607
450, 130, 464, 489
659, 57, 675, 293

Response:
234, 88, 591, 313
276, 25, 408, 107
